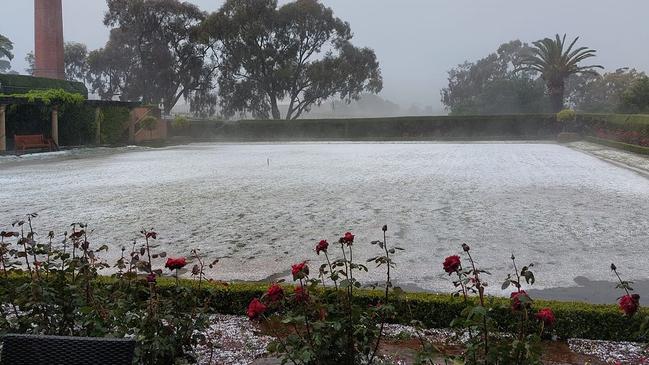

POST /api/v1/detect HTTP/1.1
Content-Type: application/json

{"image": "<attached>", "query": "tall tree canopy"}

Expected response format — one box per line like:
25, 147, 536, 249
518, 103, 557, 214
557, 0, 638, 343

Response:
619, 76, 649, 114
199, 0, 382, 120
520, 34, 602, 112
565, 68, 647, 113
26, 42, 89, 83
441, 40, 548, 115
0, 34, 14, 73
87, 0, 217, 115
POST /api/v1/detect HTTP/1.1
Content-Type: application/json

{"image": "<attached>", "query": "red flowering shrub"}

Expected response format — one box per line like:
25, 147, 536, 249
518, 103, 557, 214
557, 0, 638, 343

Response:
535, 308, 556, 327
315, 240, 329, 255
442, 255, 461, 274
432, 249, 551, 364
341, 231, 355, 245
266, 283, 284, 302
619, 294, 641, 316
611, 263, 641, 317
291, 261, 308, 280
165, 257, 187, 270
510, 290, 531, 311
248, 227, 402, 364
293, 285, 309, 303
0, 217, 218, 365
593, 126, 649, 147
247, 298, 267, 319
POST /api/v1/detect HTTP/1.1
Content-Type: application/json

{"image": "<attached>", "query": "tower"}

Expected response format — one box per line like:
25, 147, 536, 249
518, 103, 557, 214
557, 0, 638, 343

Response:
34, 0, 65, 79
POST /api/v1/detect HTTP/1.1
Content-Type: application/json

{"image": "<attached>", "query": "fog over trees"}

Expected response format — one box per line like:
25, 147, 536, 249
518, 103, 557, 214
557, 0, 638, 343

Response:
2, 0, 649, 118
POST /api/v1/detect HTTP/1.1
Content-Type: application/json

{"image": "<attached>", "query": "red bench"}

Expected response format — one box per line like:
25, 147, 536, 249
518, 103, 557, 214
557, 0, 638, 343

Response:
14, 134, 55, 152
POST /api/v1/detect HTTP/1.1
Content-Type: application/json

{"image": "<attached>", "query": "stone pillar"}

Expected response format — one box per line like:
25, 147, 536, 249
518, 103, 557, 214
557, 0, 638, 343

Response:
95, 107, 102, 145
34, 0, 65, 79
0, 105, 6, 152
51, 107, 59, 146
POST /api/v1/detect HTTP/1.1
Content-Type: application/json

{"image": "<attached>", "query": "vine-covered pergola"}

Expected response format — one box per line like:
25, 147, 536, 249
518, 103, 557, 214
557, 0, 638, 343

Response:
0, 96, 140, 152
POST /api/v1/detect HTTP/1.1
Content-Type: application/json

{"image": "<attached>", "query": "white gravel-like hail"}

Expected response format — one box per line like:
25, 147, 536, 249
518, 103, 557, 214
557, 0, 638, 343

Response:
192, 315, 649, 364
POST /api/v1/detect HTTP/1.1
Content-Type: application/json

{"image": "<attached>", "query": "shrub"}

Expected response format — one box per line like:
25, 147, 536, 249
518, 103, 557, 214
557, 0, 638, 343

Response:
247, 227, 402, 364
218, 114, 560, 140
100, 106, 131, 145
0, 216, 218, 365
59, 104, 96, 146
556, 109, 576, 122
171, 115, 190, 129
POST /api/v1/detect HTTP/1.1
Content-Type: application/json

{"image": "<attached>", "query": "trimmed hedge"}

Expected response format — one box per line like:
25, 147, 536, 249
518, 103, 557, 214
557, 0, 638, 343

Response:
586, 136, 649, 155
0, 74, 88, 98
3, 274, 645, 341
59, 104, 97, 146
579, 113, 649, 136
98, 277, 645, 342
99, 106, 131, 145
215, 114, 560, 140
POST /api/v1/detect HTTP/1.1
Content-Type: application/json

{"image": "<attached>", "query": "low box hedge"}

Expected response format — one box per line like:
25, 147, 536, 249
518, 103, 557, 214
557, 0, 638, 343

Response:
3, 275, 644, 342
586, 136, 649, 156
141, 278, 645, 342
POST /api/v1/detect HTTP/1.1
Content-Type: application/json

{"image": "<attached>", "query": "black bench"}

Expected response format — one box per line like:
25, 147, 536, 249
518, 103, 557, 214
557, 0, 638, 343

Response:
0, 334, 136, 365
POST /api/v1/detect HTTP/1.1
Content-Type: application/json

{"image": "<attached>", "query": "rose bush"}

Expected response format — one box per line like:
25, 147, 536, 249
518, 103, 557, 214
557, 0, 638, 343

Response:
0, 215, 218, 365
246, 226, 404, 364
416, 248, 554, 365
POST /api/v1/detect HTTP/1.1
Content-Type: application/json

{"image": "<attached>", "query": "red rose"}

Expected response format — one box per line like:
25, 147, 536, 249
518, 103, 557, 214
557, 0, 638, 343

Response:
247, 298, 267, 320
443, 255, 461, 274
342, 232, 355, 244
535, 307, 556, 327
266, 283, 284, 302
165, 257, 187, 271
294, 285, 309, 303
315, 240, 329, 255
619, 294, 640, 316
510, 290, 532, 311
291, 261, 309, 280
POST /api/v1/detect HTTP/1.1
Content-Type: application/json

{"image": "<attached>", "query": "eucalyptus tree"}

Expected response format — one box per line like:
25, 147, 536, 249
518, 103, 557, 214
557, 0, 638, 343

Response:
199, 0, 383, 120
88, 0, 217, 115
520, 34, 603, 112
26, 42, 89, 83
0, 34, 14, 73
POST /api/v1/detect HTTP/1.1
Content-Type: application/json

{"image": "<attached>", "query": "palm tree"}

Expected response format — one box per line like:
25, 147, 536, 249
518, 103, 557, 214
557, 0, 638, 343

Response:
0, 34, 14, 73
520, 34, 603, 112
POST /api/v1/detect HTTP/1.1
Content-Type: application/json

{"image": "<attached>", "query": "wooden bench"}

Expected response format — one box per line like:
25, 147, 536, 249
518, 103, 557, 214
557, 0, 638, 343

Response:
14, 134, 55, 152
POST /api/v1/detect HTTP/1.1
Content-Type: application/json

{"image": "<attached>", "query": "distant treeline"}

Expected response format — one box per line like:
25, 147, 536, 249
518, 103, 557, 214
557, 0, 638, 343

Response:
441, 40, 649, 115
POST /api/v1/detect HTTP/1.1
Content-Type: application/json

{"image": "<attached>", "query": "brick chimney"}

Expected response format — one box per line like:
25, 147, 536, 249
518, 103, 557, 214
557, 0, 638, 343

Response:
34, 0, 65, 79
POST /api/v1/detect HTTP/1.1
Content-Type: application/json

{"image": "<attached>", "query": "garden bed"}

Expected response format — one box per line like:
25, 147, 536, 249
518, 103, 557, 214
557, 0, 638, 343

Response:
196, 314, 647, 365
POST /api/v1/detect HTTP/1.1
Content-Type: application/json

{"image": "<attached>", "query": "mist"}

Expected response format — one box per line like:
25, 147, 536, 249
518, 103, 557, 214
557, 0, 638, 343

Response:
2, 1, 649, 117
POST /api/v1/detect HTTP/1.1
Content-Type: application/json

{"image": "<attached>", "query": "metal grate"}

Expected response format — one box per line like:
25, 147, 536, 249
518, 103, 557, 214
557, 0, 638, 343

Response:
0, 334, 136, 365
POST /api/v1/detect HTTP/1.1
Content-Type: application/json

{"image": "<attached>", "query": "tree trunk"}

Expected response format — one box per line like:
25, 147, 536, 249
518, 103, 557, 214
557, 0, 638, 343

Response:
269, 93, 281, 120
548, 81, 565, 113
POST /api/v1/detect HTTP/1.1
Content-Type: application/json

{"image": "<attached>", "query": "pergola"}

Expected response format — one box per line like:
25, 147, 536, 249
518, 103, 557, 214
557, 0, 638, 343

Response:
0, 96, 141, 152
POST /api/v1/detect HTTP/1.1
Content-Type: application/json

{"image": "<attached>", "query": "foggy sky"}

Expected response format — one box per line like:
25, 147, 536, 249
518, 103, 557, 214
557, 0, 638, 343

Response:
2, 0, 649, 113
